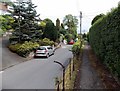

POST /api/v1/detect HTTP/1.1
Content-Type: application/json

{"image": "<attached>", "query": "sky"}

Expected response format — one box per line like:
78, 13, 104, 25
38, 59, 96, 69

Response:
10, 0, 120, 33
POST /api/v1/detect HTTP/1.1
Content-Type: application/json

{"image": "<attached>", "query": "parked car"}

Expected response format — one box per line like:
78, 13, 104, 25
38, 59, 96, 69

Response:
68, 39, 74, 45
34, 46, 54, 58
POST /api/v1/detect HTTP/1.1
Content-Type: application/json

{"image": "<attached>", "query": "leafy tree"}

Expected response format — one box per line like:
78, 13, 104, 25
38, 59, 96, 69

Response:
59, 28, 68, 35
0, 15, 13, 32
91, 13, 105, 25
82, 33, 86, 39
65, 33, 73, 42
43, 18, 53, 23
61, 23, 64, 29
40, 21, 46, 28
63, 14, 78, 40
43, 21, 58, 42
86, 32, 89, 42
9, 2, 42, 43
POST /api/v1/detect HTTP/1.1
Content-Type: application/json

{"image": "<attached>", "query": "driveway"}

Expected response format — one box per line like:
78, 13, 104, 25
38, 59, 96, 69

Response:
1, 36, 27, 70
2, 45, 73, 89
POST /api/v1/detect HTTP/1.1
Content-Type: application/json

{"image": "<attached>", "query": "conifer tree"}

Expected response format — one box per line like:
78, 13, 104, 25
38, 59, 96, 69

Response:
10, 1, 42, 43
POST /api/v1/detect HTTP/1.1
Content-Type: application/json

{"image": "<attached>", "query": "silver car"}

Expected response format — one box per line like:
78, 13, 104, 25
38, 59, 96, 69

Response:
34, 46, 54, 58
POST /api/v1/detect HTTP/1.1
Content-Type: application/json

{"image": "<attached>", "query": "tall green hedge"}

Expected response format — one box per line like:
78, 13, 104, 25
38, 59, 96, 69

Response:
89, 5, 120, 79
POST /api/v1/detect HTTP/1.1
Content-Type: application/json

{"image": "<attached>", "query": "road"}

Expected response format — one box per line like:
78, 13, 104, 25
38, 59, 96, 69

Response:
2, 45, 73, 89
0, 71, 2, 91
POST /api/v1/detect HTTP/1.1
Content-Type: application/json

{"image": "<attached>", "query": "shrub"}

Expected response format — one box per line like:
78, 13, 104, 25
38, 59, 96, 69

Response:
9, 43, 21, 52
89, 4, 120, 79
72, 40, 81, 55
39, 38, 54, 46
9, 41, 39, 57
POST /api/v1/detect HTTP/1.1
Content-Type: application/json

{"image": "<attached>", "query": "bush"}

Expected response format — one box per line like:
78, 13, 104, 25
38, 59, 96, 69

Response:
9, 43, 21, 52
89, 4, 120, 79
39, 38, 54, 46
9, 41, 39, 57
8, 38, 55, 57
72, 40, 81, 55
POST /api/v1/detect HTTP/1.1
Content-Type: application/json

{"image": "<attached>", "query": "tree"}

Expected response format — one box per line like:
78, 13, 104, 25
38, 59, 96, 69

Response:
0, 15, 14, 32
10, 2, 42, 43
43, 20, 58, 42
82, 33, 86, 39
56, 18, 60, 31
43, 18, 52, 23
91, 13, 105, 25
63, 14, 78, 41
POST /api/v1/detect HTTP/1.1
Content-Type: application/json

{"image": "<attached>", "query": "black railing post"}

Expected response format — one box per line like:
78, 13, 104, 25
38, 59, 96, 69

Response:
54, 61, 65, 91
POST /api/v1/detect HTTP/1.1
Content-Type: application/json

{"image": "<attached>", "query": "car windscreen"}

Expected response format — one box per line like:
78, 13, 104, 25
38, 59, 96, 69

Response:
37, 47, 46, 50
47, 47, 52, 50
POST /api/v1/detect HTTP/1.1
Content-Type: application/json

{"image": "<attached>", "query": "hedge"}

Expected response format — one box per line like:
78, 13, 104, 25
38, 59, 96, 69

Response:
8, 38, 55, 57
9, 41, 39, 57
89, 4, 120, 79
72, 40, 81, 55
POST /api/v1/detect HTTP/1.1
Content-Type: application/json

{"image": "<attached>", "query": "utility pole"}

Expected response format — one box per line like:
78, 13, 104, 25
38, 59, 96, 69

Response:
80, 11, 82, 47
80, 11, 82, 37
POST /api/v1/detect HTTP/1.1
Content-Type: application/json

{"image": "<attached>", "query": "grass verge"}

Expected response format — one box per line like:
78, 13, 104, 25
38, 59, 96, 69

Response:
88, 47, 120, 89
55, 48, 83, 90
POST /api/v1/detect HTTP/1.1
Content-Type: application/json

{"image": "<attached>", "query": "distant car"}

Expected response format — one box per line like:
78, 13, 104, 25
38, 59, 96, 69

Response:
68, 39, 74, 45
34, 46, 54, 58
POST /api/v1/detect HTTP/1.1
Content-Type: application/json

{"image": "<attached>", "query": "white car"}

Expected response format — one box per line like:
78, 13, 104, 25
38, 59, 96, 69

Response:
34, 46, 54, 58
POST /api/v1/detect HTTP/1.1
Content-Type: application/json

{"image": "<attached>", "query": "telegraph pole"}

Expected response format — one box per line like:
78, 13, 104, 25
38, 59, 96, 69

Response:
80, 11, 82, 37
80, 11, 82, 47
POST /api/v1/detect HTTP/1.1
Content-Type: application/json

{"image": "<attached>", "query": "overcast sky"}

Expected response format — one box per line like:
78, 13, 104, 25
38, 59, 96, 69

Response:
12, 0, 120, 33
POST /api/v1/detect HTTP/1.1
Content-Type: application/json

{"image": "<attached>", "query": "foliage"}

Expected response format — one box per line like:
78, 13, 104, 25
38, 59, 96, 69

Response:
86, 32, 89, 42
89, 4, 120, 79
9, 41, 39, 57
82, 33, 87, 40
39, 38, 54, 46
59, 28, 68, 36
9, 38, 54, 57
65, 33, 73, 42
39, 21, 46, 30
91, 13, 105, 25
63, 14, 78, 40
72, 40, 81, 55
0, 15, 13, 32
10, 2, 42, 43
43, 18, 53, 23
8, 43, 21, 52
56, 18, 60, 31
43, 20, 58, 42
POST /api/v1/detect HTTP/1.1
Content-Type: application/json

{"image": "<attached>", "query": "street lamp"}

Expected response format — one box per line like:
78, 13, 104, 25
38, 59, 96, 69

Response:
54, 61, 65, 91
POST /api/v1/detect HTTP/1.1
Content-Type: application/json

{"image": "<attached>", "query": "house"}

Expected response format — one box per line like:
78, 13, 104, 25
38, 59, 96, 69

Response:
0, 2, 8, 15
